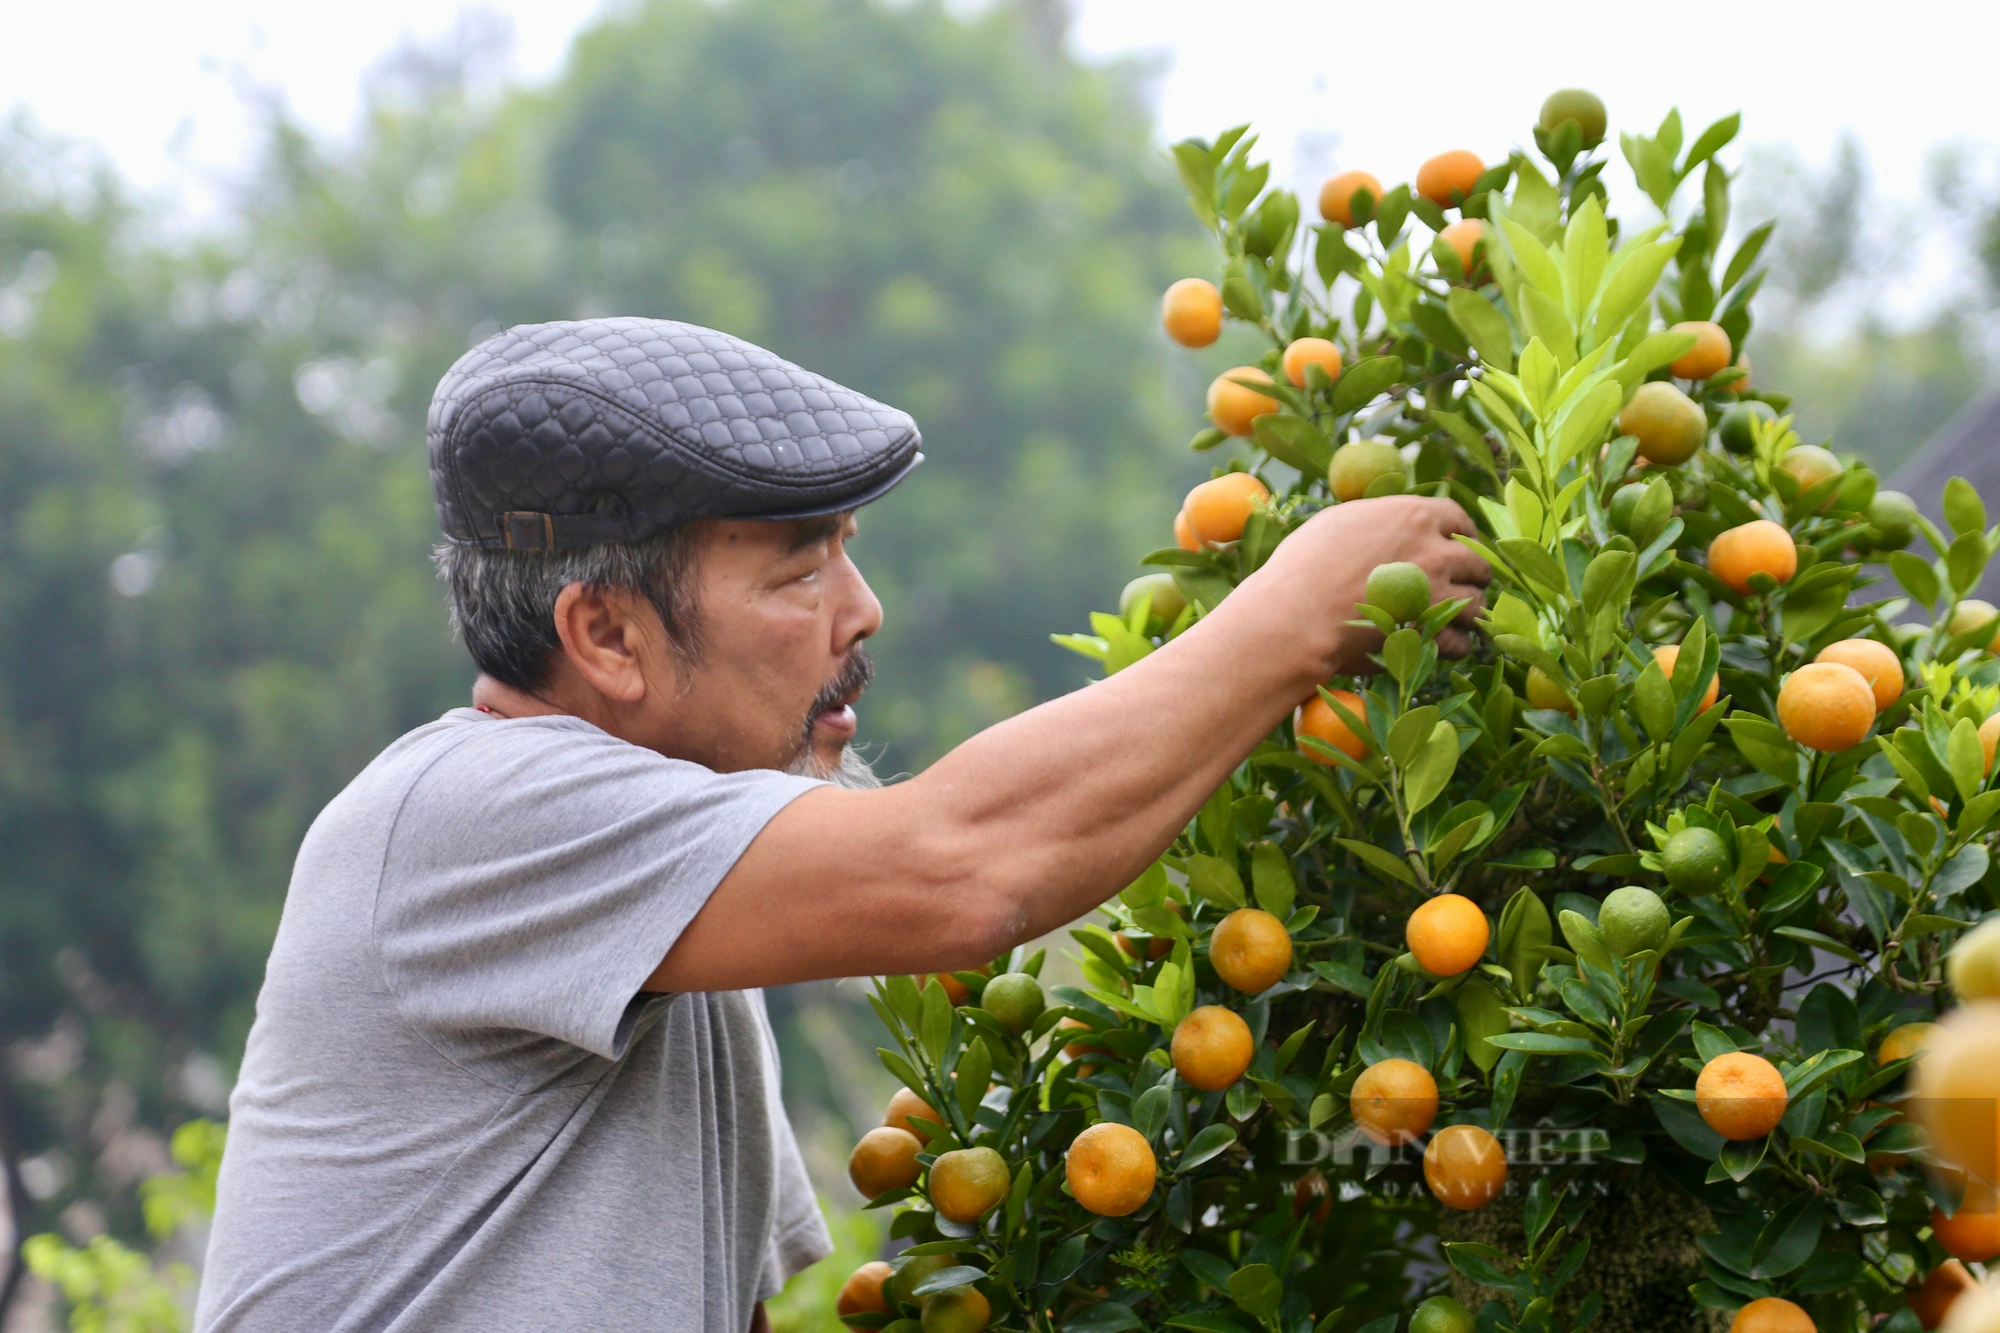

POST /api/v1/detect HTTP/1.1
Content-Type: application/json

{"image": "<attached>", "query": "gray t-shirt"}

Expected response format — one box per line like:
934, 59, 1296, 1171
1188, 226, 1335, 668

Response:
195, 709, 832, 1332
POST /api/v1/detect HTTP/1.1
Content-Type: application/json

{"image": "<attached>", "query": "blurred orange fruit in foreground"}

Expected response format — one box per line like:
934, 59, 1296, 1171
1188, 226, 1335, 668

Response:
1161, 278, 1223, 348
1282, 337, 1343, 388
1910, 1259, 1976, 1329
1669, 320, 1732, 379
1416, 150, 1484, 207
1183, 472, 1271, 546
1439, 218, 1486, 276
1206, 367, 1280, 437
1318, 170, 1383, 226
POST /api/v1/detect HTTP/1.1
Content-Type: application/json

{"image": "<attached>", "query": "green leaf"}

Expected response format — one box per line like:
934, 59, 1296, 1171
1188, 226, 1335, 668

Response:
1555, 381, 1623, 469
1249, 842, 1296, 920
1950, 717, 1987, 805
955, 1037, 992, 1122
1724, 714, 1803, 784
911, 1264, 990, 1297
1592, 237, 1681, 342
1793, 1133, 1866, 1165
1497, 537, 1570, 598
1751, 1198, 1825, 1280
1520, 284, 1577, 370
1402, 721, 1461, 815
1949, 532, 1990, 597
1563, 193, 1609, 320
1683, 113, 1741, 176
1498, 887, 1553, 999
1067, 1303, 1144, 1333
1226, 1265, 1283, 1322
1714, 1133, 1768, 1184
1485, 1032, 1597, 1054
1328, 355, 1404, 415
1171, 140, 1218, 229
1121, 862, 1169, 910
1557, 910, 1614, 973
1387, 705, 1444, 767
1890, 551, 1941, 609
1722, 221, 1774, 294
1498, 216, 1564, 301
1517, 339, 1559, 419
920, 977, 954, 1064
1633, 660, 1675, 743
1165, 1317, 1255, 1333
1334, 837, 1418, 887
1187, 854, 1247, 909
1180, 1123, 1237, 1170
1786, 1051, 1861, 1104
1220, 274, 1262, 321
1944, 476, 1987, 538
881, 973, 923, 1029
1447, 288, 1515, 371
1180, 1250, 1237, 1295
1774, 927, 1865, 965
1454, 978, 1510, 1072
1579, 548, 1637, 618
1252, 413, 1332, 475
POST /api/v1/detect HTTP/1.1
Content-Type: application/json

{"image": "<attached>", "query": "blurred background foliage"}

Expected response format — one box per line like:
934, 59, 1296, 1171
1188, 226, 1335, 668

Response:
0, 0, 1996, 1326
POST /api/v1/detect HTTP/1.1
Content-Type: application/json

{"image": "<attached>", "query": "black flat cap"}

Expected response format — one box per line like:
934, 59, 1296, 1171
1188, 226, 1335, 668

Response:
427, 317, 923, 549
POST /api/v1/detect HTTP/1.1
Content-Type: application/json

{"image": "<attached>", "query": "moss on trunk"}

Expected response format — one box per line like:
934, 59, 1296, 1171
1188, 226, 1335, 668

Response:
1435, 1171, 1727, 1332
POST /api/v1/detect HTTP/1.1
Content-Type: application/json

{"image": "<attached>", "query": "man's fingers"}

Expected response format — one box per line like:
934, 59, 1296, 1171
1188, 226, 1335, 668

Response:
1435, 541, 1494, 588
1445, 585, 1487, 625
1424, 496, 1479, 539
1435, 626, 1474, 659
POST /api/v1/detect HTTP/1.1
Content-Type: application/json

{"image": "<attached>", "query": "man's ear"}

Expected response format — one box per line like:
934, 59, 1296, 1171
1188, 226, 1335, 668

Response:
551, 584, 653, 705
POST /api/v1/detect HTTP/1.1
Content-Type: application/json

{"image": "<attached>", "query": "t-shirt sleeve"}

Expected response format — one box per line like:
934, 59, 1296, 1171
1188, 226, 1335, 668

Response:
373, 718, 823, 1060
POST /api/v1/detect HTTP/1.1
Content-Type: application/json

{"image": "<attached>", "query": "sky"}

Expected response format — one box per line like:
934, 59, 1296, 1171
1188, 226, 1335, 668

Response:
2, 0, 1994, 314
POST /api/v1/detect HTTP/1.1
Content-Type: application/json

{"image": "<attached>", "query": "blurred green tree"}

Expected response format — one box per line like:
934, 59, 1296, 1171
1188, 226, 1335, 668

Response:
0, 0, 1200, 1269
1734, 137, 1993, 472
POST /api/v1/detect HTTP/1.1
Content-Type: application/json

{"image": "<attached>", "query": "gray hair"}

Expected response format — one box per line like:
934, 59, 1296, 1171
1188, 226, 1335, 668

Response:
433, 526, 705, 693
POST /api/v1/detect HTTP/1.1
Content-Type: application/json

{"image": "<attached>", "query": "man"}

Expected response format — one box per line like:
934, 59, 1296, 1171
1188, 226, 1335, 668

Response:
196, 318, 1488, 1331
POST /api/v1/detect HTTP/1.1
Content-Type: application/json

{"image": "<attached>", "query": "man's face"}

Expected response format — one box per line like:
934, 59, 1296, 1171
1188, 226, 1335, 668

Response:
646, 514, 883, 777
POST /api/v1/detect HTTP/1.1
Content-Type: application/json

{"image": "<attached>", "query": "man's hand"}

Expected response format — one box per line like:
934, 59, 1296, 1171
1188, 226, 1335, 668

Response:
1249, 494, 1492, 674
649, 492, 1491, 993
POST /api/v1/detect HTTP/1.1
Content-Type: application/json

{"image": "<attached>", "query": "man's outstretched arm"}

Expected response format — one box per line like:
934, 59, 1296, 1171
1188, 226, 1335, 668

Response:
648, 495, 1489, 993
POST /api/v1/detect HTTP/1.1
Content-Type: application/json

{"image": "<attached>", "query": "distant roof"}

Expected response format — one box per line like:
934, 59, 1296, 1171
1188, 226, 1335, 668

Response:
1890, 385, 2000, 600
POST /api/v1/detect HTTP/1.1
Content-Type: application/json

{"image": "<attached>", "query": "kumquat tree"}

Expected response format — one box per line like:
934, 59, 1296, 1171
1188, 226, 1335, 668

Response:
833, 89, 2000, 1333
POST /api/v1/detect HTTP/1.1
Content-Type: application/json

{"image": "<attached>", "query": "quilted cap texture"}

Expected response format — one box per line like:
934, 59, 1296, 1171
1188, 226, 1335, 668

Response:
427, 317, 923, 549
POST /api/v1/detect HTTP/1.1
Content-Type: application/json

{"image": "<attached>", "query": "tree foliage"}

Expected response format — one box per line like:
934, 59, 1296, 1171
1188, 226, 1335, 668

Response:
859, 99, 2000, 1332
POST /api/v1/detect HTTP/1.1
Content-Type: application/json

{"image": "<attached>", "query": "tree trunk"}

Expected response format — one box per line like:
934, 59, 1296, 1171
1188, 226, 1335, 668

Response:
1436, 1171, 1727, 1333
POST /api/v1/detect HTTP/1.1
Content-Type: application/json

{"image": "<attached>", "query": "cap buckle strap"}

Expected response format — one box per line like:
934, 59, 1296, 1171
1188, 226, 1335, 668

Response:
501, 511, 557, 550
